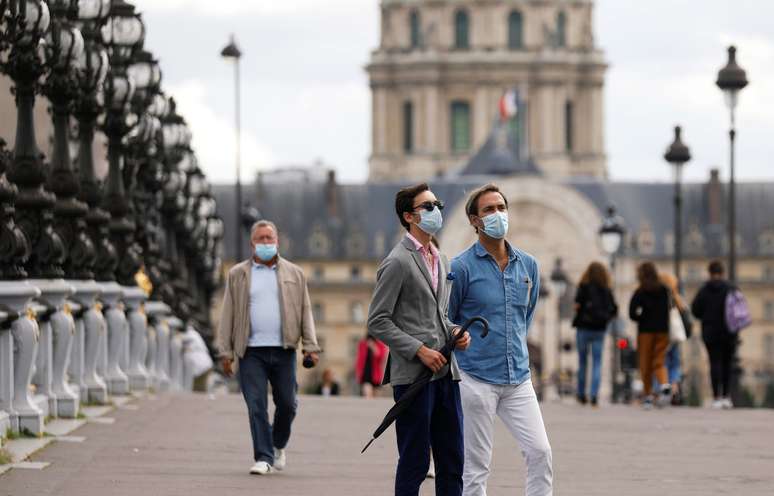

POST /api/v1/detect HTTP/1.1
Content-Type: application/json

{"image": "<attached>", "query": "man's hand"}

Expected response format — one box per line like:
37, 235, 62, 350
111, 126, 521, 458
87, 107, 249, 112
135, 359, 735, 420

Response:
303, 352, 320, 367
416, 345, 447, 373
453, 328, 471, 351
221, 357, 234, 377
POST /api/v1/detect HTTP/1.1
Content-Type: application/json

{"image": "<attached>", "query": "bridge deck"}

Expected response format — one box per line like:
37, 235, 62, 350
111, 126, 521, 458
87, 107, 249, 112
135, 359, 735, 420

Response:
1, 393, 772, 495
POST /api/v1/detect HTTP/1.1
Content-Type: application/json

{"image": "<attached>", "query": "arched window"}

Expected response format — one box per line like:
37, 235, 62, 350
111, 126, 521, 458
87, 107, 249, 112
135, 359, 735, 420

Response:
564, 100, 573, 152
410, 10, 421, 48
450, 101, 471, 152
557, 11, 567, 47
403, 101, 414, 153
508, 11, 523, 49
454, 10, 469, 49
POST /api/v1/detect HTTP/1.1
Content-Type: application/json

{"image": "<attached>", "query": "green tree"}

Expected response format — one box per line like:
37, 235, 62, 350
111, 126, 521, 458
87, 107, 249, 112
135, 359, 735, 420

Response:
762, 380, 774, 409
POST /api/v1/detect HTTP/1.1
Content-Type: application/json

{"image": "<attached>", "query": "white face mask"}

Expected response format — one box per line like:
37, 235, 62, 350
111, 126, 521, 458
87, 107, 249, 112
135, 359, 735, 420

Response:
480, 211, 509, 239
417, 206, 443, 235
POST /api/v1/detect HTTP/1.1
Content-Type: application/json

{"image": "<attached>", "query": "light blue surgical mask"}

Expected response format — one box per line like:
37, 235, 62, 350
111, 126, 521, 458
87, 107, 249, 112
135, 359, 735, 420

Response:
417, 206, 443, 235
254, 243, 278, 261
481, 211, 509, 239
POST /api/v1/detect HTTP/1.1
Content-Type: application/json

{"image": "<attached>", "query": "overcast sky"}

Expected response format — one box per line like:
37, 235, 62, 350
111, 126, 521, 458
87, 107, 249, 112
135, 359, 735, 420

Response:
133, 0, 773, 185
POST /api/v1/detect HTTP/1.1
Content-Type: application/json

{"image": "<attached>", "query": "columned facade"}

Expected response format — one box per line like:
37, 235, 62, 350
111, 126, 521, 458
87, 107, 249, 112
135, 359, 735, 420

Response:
368, 0, 607, 181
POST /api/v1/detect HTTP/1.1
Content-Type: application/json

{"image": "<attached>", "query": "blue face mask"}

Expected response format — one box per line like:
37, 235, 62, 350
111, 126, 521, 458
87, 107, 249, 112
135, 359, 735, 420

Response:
254, 243, 278, 261
481, 211, 509, 239
417, 206, 443, 235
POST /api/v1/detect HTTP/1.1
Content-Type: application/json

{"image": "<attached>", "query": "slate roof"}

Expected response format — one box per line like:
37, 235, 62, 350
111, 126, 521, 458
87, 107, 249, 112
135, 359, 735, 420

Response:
211, 176, 774, 263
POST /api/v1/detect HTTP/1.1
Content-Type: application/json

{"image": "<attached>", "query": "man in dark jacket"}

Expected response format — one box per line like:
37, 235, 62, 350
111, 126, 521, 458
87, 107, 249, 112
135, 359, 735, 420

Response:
690, 260, 735, 409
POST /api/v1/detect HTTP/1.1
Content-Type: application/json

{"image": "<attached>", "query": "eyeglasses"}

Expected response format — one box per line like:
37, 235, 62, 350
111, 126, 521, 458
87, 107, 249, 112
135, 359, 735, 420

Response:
412, 200, 444, 212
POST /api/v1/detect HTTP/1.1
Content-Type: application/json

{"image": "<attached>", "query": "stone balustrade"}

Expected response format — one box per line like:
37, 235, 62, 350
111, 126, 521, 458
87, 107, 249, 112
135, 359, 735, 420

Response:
0, 281, 204, 437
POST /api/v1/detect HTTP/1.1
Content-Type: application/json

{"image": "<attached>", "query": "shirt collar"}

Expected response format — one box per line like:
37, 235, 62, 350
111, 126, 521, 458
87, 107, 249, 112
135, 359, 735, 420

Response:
405, 232, 438, 258
252, 259, 278, 270
474, 240, 519, 262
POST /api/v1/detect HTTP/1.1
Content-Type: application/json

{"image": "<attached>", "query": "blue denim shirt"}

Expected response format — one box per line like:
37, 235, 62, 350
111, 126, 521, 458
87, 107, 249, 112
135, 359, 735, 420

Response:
448, 241, 540, 385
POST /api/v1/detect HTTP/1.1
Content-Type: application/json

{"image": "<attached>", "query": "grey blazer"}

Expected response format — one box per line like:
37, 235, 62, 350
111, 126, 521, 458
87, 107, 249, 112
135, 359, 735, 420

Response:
367, 236, 460, 386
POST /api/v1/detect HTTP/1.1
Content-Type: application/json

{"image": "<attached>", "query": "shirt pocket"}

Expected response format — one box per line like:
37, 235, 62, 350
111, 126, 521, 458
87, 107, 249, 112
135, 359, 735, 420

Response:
511, 282, 530, 307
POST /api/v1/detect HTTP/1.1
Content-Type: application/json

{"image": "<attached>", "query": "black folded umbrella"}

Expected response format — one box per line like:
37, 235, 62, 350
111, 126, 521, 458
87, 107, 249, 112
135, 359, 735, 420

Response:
361, 316, 489, 453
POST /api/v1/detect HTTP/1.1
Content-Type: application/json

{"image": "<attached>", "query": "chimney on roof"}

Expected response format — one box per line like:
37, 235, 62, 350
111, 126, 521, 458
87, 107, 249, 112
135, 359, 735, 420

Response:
707, 168, 722, 225
325, 169, 338, 219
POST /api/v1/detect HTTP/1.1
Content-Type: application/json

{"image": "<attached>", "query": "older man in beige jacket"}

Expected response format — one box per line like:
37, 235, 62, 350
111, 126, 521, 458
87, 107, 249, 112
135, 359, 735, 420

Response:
217, 220, 320, 475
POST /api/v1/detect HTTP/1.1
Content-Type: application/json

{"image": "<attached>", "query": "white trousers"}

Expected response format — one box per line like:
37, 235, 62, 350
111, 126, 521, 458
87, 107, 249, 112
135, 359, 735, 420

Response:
460, 370, 553, 496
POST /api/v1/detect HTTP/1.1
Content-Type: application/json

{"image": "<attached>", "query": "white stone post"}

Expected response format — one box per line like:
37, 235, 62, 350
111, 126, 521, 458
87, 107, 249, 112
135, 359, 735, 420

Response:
0, 308, 14, 435
123, 286, 149, 391
145, 322, 158, 390
68, 280, 105, 403
0, 281, 43, 434
155, 319, 171, 392
167, 317, 184, 391
145, 301, 171, 391
50, 302, 78, 418
99, 282, 129, 395
28, 280, 74, 418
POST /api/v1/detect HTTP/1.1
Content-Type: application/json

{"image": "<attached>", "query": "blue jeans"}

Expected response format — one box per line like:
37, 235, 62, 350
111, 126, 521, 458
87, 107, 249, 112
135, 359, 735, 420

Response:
238, 347, 297, 464
393, 373, 464, 496
653, 343, 682, 391
576, 329, 605, 399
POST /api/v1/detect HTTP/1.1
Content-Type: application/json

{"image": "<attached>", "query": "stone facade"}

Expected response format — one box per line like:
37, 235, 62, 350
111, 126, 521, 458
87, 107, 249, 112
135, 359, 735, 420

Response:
368, 0, 606, 181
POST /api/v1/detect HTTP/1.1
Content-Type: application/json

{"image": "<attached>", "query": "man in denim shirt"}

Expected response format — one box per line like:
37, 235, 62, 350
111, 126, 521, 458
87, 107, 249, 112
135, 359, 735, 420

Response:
449, 184, 553, 496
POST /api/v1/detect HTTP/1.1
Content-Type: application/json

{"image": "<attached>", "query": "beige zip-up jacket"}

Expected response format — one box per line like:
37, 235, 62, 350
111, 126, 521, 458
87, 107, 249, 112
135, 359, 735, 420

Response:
216, 257, 321, 362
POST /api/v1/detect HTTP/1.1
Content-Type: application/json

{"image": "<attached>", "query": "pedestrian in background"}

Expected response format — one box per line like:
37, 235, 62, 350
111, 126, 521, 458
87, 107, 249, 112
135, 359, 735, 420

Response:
572, 262, 618, 407
658, 272, 692, 404
354, 334, 389, 398
314, 368, 341, 397
691, 261, 736, 409
216, 220, 321, 475
628, 262, 671, 409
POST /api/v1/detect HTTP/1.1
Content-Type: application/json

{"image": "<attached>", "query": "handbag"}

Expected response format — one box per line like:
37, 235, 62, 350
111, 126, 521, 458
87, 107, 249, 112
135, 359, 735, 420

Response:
669, 305, 687, 344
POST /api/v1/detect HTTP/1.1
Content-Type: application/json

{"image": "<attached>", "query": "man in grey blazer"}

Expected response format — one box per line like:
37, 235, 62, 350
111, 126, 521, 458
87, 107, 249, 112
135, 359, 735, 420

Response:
368, 183, 471, 496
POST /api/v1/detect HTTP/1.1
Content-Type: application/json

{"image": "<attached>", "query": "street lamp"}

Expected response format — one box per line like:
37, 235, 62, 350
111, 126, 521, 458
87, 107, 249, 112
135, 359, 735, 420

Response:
599, 205, 626, 403
664, 125, 691, 290
716, 46, 748, 284
550, 257, 568, 398
220, 34, 243, 261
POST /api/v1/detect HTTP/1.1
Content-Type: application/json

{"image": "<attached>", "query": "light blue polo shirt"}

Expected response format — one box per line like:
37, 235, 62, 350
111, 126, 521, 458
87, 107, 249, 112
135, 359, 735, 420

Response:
247, 261, 283, 347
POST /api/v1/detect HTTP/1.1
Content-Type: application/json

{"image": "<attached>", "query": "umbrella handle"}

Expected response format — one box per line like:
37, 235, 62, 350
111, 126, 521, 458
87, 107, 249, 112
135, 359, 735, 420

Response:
460, 316, 489, 339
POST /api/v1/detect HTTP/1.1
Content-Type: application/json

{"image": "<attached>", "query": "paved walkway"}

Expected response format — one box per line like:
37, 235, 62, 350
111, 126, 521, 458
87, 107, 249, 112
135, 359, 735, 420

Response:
1, 392, 773, 496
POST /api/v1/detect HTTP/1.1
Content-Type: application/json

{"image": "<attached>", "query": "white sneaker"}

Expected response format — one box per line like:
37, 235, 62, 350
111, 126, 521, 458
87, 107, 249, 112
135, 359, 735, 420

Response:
722, 397, 734, 409
250, 461, 272, 475
711, 399, 724, 409
250, 462, 271, 475
273, 448, 286, 471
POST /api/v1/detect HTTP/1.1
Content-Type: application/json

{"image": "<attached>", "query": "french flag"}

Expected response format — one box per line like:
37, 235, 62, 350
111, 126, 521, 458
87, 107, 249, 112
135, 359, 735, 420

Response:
499, 89, 518, 122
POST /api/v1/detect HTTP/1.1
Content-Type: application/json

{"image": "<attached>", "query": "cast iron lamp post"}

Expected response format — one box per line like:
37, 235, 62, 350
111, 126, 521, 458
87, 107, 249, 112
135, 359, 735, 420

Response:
73, 0, 112, 281
2, 0, 69, 278
43, 0, 93, 280
599, 205, 625, 403
220, 34, 242, 261
101, 0, 144, 286
716, 46, 748, 285
664, 126, 691, 290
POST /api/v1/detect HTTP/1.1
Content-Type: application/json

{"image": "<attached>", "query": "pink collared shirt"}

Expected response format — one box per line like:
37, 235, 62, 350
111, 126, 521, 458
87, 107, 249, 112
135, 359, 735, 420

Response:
406, 232, 439, 291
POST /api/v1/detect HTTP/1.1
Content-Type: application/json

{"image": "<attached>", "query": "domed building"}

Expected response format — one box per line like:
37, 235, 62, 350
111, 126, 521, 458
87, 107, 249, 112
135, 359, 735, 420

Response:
212, 1, 774, 405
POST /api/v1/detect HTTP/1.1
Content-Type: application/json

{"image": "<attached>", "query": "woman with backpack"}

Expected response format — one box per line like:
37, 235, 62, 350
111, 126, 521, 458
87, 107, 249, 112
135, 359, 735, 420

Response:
572, 262, 618, 407
629, 262, 672, 409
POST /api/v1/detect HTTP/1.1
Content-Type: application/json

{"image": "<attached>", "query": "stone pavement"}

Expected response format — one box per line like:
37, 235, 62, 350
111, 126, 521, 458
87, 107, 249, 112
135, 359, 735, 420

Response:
1, 392, 773, 496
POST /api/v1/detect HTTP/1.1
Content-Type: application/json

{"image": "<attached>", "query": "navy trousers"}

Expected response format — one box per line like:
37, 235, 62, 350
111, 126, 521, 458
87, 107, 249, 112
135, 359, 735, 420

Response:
393, 373, 464, 496
238, 347, 297, 464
